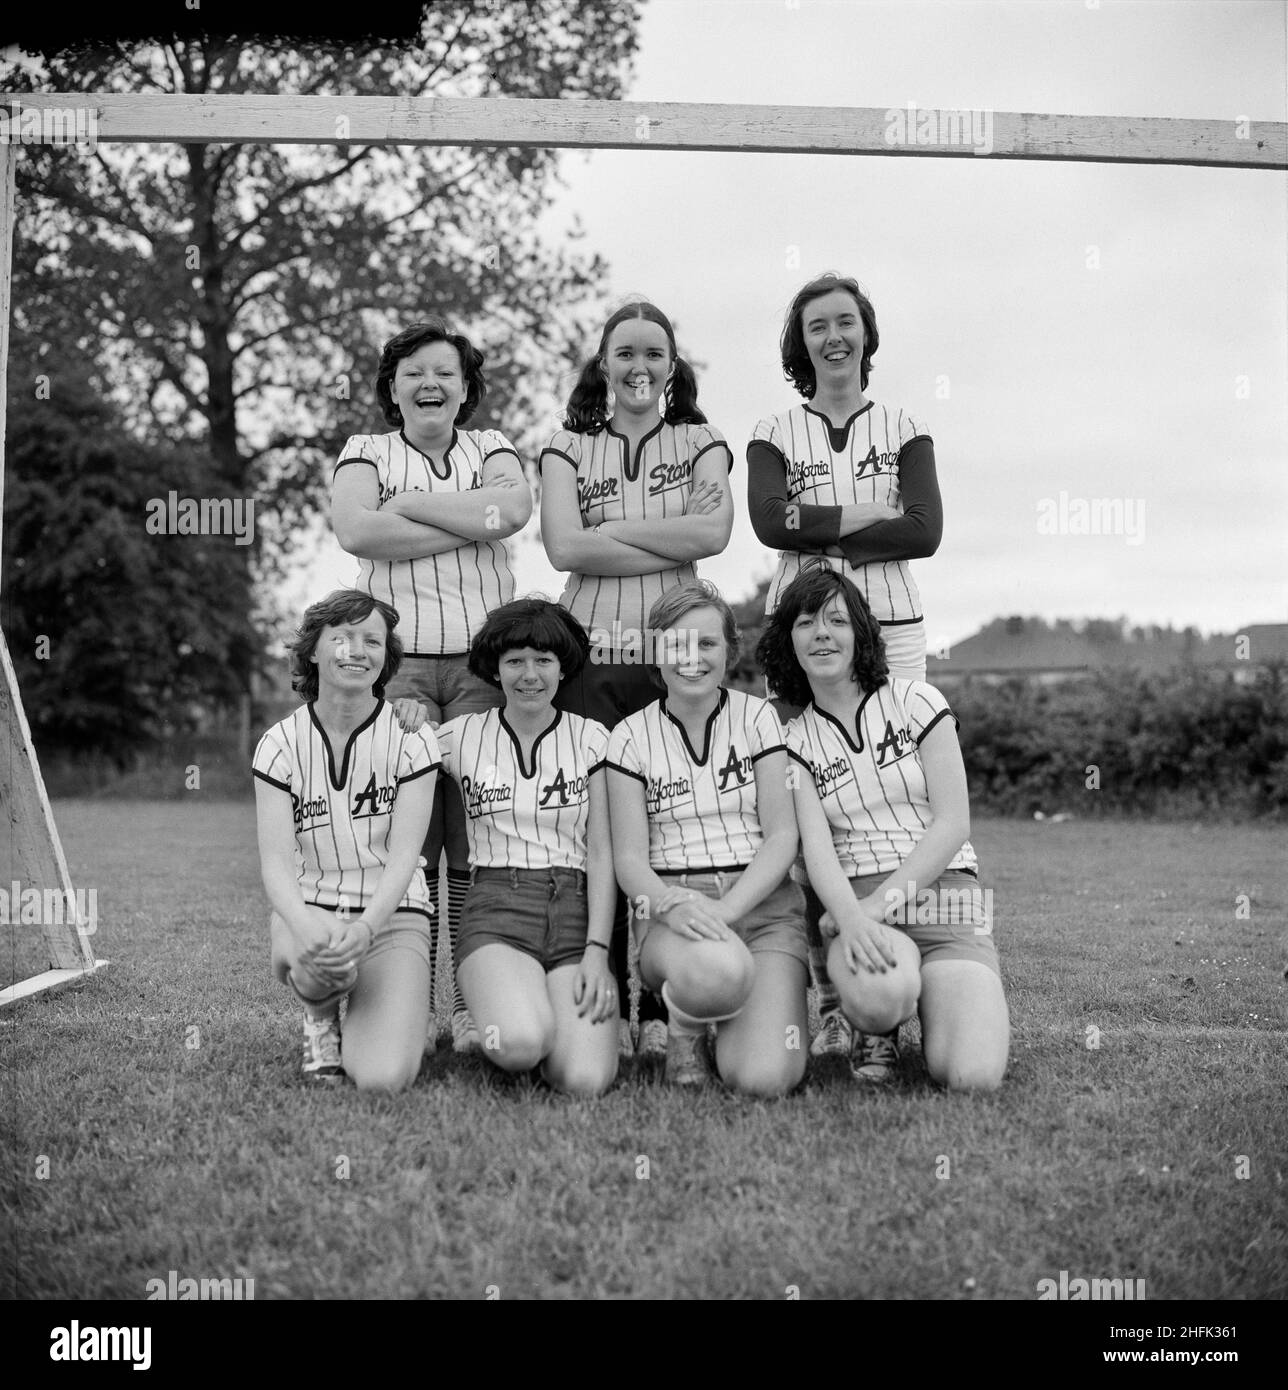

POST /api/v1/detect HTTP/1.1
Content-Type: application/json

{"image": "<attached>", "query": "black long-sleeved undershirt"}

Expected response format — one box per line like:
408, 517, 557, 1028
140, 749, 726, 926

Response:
745, 434, 943, 565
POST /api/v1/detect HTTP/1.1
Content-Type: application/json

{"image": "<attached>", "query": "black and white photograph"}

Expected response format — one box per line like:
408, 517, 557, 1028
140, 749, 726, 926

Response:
1, 0, 1283, 1344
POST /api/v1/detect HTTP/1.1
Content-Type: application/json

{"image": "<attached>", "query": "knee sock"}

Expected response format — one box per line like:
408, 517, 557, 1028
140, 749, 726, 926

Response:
811, 934, 840, 1016
426, 874, 440, 1010
446, 868, 470, 1015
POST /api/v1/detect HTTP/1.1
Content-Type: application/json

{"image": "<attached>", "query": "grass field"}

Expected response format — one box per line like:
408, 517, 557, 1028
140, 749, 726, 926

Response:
2, 801, 1285, 1301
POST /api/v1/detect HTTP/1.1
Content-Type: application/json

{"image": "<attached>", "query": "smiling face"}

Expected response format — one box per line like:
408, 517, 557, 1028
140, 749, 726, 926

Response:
498, 646, 562, 713
311, 611, 389, 697
791, 596, 856, 688
392, 340, 466, 436
800, 288, 866, 394
603, 317, 673, 420
657, 605, 728, 704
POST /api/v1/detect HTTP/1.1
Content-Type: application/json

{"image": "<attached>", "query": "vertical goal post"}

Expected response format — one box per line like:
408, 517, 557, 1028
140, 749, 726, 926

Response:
0, 92, 1283, 1007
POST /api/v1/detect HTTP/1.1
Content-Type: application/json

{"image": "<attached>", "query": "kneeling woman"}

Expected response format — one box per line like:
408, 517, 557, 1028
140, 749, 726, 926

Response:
253, 590, 440, 1093
757, 567, 1009, 1091
435, 600, 618, 1096
607, 581, 807, 1094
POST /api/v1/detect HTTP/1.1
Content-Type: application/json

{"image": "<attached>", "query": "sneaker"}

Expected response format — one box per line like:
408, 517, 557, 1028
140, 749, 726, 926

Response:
638, 1018, 668, 1059
452, 1007, 481, 1055
302, 1012, 343, 1082
809, 1009, 853, 1058
850, 1028, 900, 1083
617, 1018, 636, 1060
665, 1028, 710, 1087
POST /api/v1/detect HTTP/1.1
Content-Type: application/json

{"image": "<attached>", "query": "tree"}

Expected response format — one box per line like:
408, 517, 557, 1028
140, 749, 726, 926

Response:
1, 334, 255, 762
4, 6, 641, 578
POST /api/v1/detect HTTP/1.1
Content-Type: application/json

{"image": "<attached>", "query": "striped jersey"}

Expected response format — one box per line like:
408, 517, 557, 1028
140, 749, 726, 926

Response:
437, 708, 610, 870
751, 401, 928, 623
784, 678, 976, 878
539, 421, 732, 650
607, 687, 787, 872
252, 701, 440, 916
334, 428, 519, 654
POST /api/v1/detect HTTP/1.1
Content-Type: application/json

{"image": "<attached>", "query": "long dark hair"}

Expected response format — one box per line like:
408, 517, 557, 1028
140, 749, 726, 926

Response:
562, 301, 706, 434
375, 319, 487, 427
755, 566, 888, 707
780, 273, 879, 399
288, 590, 404, 702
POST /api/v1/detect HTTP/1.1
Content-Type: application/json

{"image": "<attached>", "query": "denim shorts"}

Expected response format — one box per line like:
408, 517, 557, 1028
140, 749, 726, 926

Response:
643, 870, 808, 965
456, 866, 590, 972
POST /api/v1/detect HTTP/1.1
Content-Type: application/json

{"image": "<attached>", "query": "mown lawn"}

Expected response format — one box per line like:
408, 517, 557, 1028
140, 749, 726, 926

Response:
2, 802, 1285, 1300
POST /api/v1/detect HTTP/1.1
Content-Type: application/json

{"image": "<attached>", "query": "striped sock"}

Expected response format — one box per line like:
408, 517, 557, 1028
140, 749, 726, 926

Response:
426, 873, 440, 1011
446, 868, 470, 1016
811, 934, 840, 1016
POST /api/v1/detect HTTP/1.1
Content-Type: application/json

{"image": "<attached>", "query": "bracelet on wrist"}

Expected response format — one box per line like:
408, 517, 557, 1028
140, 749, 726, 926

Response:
585, 940, 609, 952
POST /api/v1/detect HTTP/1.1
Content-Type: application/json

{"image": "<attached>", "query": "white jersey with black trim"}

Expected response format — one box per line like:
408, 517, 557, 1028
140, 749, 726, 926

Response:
252, 701, 440, 915
437, 708, 609, 871
784, 678, 976, 879
606, 687, 787, 872
539, 421, 733, 650
333, 427, 518, 654
752, 401, 928, 623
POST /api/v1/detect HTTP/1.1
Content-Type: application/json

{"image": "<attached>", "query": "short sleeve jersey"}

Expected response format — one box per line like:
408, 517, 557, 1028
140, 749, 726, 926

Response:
751, 402, 928, 623
539, 421, 733, 649
607, 688, 787, 872
333, 428, 518, 655
436, 709, 609, 871
252, 701, 440, 915
784, 678, 976, 879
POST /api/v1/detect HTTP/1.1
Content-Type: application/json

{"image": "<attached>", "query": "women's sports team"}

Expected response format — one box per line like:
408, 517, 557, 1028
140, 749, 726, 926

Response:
253, 273, 1010, 1097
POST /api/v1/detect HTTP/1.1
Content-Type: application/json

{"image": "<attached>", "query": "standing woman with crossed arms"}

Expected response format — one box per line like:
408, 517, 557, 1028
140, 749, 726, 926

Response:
540, 300, 734, 1058
332, 319, 532, 1053
747, 273, 944, 1069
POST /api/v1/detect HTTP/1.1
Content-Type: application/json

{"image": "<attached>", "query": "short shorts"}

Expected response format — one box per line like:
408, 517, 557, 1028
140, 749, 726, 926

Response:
270, 906, 434, 1004
641, 870, 808, 966
805, 869, 1000, 976
384, 651, 503, 722
456, 866, 590, 973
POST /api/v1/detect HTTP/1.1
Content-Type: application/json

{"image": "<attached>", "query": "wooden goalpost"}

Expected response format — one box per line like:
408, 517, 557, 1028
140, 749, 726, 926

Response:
0, 92, 1283, 1007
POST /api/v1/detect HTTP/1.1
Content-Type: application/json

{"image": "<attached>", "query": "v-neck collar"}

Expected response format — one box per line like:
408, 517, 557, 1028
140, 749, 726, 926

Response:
309, 699, 382, 790
400, 427, 459, 481
809, 688, 876, 757
804, 400, 873, 454
605, 417, 664, 483
661, 687, 728, 766
499, 707, 561, 780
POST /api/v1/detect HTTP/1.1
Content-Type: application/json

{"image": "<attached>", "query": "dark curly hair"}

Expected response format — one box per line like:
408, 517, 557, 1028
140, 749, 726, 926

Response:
562, 300, 706, 434
781, 273, 879, 399
755, 566, 888, 707
467, 598, 591, 688
288, 589, 404, 702
375, 319, 487, 427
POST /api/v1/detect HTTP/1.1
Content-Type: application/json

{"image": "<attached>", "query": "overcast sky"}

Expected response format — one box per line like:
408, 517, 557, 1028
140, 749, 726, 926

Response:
299, 0, 1287, 647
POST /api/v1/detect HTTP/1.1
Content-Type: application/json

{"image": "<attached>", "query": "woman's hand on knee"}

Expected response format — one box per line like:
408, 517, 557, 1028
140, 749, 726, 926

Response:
660, 897, 729, 941
833, 907, 902, 975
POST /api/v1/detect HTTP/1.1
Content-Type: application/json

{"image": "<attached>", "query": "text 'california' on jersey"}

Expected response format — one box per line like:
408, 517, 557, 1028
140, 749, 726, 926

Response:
607, 687, 786, 872
752, 401, 928, 623
436, 708, 609, 871
785, 678, 976, 879
333, 428, 518, 655
540, 421, 733, 650
252, 701, 440, 916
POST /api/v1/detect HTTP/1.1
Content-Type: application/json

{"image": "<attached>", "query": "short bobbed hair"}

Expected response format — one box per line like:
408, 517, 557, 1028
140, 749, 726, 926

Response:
375, 318, 487, 427
781, 273, 880, 398
467, 599, 591, 687
755, 565, 888, 707
645, 579, 741, 687
288, 589, 404, 703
